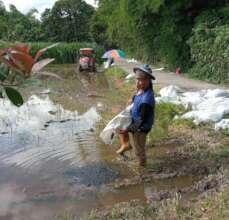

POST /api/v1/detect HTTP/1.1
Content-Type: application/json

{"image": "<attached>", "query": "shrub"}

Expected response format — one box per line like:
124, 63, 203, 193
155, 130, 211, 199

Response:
188, 8, 229, 84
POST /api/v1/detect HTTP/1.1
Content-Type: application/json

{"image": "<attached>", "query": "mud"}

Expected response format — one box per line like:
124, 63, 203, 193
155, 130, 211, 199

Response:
64, 163, 119, 187
146, 171, 229, 202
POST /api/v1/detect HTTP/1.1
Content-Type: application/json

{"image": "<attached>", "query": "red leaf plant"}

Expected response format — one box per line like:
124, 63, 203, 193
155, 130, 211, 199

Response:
0, 43, 58, 79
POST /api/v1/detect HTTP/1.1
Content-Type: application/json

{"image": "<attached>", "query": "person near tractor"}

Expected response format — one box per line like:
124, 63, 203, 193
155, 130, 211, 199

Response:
116, 64, 155, 167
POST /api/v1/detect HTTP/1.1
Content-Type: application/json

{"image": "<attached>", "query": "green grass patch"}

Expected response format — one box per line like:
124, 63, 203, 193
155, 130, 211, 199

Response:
105, 67, 127, 80
149, 103, 186, 142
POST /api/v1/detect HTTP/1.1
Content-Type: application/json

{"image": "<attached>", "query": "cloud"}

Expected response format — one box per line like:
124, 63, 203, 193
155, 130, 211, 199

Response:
2, 0, 57, 14
2, 0, 97, 15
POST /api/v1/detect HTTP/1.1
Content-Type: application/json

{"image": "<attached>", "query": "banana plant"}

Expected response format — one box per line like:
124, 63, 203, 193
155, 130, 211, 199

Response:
0, 43, 59, 107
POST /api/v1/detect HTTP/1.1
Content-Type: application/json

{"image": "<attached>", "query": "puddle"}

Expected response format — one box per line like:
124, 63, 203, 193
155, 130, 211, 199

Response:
0, 65, 201, 220
64, 164, 119, 187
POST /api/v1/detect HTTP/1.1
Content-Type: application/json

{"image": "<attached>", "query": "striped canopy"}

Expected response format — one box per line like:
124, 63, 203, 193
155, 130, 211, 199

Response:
102, 49, 126, 60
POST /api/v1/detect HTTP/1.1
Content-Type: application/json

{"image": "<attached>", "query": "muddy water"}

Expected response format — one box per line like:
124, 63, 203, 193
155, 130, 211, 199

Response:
0, 65, 198, 220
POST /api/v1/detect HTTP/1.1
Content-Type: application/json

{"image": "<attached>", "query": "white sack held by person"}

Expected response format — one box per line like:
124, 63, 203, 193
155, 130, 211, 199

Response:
100, 104, 133, 145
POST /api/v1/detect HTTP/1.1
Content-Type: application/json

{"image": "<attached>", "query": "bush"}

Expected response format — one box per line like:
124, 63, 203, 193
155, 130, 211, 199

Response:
188, 8, 229, 84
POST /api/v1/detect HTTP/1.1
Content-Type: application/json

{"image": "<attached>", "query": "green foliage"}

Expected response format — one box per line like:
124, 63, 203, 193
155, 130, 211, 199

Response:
41, 0, 95, 42
0, 4, 43, 42
188, 8, 229, 83
92, 0, 193, 68
0, 63, 9, 81
0, 42, 104, 65
4, 87, 24, 106
173, 118, 196, 129
149, 103, 185, 141
93, 0, 228, 79
105, 67, 126, 79
0, 0, 95, 43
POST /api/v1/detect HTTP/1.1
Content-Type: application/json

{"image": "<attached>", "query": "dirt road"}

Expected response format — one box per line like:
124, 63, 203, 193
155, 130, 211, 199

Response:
116, 60, 227, 90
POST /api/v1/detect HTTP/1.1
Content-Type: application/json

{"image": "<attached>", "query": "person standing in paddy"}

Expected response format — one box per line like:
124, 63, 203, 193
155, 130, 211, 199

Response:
116, 64, 155, 167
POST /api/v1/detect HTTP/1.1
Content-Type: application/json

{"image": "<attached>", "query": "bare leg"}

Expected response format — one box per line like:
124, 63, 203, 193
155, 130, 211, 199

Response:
116, 132, 132, 154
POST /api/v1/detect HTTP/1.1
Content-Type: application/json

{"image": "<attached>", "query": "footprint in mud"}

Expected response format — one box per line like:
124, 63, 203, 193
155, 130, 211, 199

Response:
63, 163, 119, 187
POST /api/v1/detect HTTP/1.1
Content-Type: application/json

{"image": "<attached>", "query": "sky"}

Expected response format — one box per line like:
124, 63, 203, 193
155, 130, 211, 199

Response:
2, 0, 97, 16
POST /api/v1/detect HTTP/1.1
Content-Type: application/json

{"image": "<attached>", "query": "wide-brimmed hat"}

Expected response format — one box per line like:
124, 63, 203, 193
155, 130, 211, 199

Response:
133, 64, 155, 80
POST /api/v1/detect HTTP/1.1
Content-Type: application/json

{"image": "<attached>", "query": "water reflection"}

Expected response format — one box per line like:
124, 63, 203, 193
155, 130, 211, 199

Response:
0, 184, 26, 217
0, 100, 101, 168
0, 95, 107, 219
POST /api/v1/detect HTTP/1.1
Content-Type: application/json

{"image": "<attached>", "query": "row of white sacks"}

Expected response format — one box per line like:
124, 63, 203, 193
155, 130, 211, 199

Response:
156, 85, 229, 131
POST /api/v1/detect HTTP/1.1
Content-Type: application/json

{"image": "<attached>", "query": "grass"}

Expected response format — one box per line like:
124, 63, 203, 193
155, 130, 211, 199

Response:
105, 67, 127, 79
148, 103, 188, 142
80, 183, 229, 220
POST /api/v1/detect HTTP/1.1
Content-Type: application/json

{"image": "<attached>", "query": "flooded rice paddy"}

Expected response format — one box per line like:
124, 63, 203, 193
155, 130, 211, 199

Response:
0, 65, 199, 219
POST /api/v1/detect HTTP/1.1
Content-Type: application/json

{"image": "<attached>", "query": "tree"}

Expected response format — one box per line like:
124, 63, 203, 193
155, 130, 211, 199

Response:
1, 4, 42, 42
94, 0, 228, 71
0, 1, 7, 39
41, 0, 95, 42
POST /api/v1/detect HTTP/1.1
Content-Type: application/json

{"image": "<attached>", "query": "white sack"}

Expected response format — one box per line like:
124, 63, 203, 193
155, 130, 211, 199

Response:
204, 89, 229, 98
159, 85, 183, 98
181, 110, 223, 125
215, 119, 229, 131
180, 91, 206, 109
125, 73, 134, 80
100, 104, 132, 145
157, 85, 229, 129
155, 96, 182, 105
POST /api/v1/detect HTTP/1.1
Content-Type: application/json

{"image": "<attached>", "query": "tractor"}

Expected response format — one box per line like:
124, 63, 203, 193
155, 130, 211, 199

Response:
78, 48, 96, 72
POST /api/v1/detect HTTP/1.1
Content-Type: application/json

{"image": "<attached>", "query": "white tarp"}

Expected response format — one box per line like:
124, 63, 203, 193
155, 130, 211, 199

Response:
215, 119, 229, 131
156, 85, 229, 130
126, 58, 138, 63
100, 104, 132, 144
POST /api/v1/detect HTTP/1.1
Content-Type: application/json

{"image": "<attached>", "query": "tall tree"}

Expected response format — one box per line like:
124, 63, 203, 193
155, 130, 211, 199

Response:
93, 0, 228, 70
0, 0, 7, 39
41, 0, 95, 42
0, 3, 42, 42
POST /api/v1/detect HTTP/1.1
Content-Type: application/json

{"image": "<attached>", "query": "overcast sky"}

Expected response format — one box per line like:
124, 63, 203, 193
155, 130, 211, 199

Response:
2, 0, 97, 15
